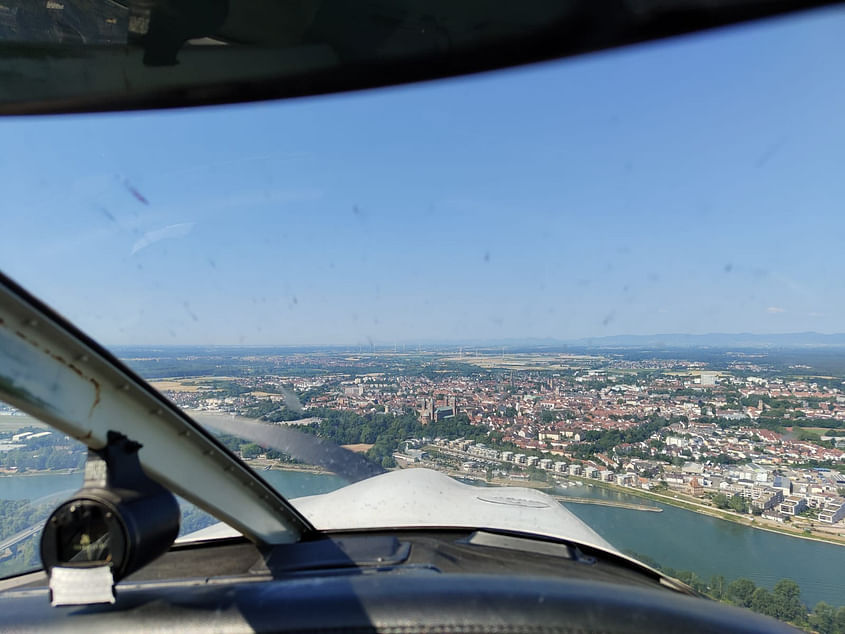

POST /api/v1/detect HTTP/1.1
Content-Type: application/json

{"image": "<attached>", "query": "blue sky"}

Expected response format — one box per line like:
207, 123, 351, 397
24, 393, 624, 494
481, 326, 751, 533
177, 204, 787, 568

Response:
1, 7, 845, 346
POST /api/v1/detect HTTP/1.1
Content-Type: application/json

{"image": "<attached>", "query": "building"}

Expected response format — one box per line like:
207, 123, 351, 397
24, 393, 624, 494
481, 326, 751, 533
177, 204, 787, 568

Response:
780, 495, 807, 516
735, 482, 755, 499
700, 372, 717, 387
819, 502, 845, 524
434, 406, 455, 422
751, 487, 783, 512
468, 444, 499, 460
762, 511, 786, 523
615, 473, 636, 486
418, 396, 457, 423
665, 472, 685, 486
418, 398, 434, 424
687, 477, 704, 497
807, 494, 836, 510
772, 475, 792, 495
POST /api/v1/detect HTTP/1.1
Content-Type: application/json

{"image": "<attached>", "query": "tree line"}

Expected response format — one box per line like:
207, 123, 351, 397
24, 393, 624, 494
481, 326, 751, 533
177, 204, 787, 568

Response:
629, 551, 845, 632
297, 408, 489, 468
0, 428, 85, 472
0, 500, 50, 578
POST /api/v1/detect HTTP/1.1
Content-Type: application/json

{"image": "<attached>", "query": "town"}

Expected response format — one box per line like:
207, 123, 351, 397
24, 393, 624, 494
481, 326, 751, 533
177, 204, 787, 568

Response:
138, 347, 845, 540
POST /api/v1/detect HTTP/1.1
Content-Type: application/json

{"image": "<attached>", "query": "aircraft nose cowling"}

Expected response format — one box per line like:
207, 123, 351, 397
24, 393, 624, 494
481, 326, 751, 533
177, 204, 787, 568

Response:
291, 468, 616, 551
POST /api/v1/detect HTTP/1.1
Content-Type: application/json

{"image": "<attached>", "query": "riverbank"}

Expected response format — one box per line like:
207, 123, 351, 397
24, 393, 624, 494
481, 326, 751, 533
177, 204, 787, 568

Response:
424, 461, 845, 547
8, 457, 842, 548
549, 494, 662, 512
244, 457, 333, 476
573, 478, 845, 547
0, 460, 330, 482
0, 468, 80, 478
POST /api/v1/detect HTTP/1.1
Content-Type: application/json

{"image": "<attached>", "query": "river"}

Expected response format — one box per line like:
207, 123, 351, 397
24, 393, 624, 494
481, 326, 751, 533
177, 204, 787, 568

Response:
2, 470, 843, 606
0, 472, 83, 502
557, 482, 845, 607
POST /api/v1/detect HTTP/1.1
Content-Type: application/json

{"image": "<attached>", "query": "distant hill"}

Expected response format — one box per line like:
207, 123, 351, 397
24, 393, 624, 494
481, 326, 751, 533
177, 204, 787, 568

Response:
401, 332, 845, 349
570, 332, 845, 348
112, 332, 845, 351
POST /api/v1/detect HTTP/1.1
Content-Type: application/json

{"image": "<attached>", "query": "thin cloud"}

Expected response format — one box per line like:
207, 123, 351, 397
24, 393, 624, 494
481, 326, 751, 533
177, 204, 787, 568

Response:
131, 222, 195, 255
766, 306, 786, 314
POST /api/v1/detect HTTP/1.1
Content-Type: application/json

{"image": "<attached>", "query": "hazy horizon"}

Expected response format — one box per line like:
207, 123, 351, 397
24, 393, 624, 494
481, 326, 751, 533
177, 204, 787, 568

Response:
106, 331, 845, 349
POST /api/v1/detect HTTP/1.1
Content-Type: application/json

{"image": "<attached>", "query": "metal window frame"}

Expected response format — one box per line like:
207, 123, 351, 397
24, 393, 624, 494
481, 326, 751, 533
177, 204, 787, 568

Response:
0, 271, 314, 546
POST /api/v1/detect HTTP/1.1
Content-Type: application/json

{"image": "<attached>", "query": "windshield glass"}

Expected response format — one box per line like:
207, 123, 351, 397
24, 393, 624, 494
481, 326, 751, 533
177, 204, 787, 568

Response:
2, 6, 845, 629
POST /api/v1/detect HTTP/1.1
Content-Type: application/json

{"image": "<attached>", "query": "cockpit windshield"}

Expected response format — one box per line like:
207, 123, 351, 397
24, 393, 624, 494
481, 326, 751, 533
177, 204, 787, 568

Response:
2, 6, 845, 630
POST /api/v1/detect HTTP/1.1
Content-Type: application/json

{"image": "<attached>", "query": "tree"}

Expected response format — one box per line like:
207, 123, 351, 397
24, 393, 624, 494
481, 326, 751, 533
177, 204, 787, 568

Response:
712, 493, 731, 509
673, 570, 707, 594
772, 579, 805, 624
809, 602, 835, 634
834, 606, 845, 634
239, 443, 262, 459
709, 575, 726, 601
750, 587, 778, 618
540, 410, 558, 424
727, 578, 756, 608
360, 424, 378, 444
728, 494, 749, 514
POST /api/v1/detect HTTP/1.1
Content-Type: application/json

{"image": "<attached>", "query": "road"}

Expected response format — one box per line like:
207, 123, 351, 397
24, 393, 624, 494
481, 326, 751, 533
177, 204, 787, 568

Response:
0, 523, 40, 552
